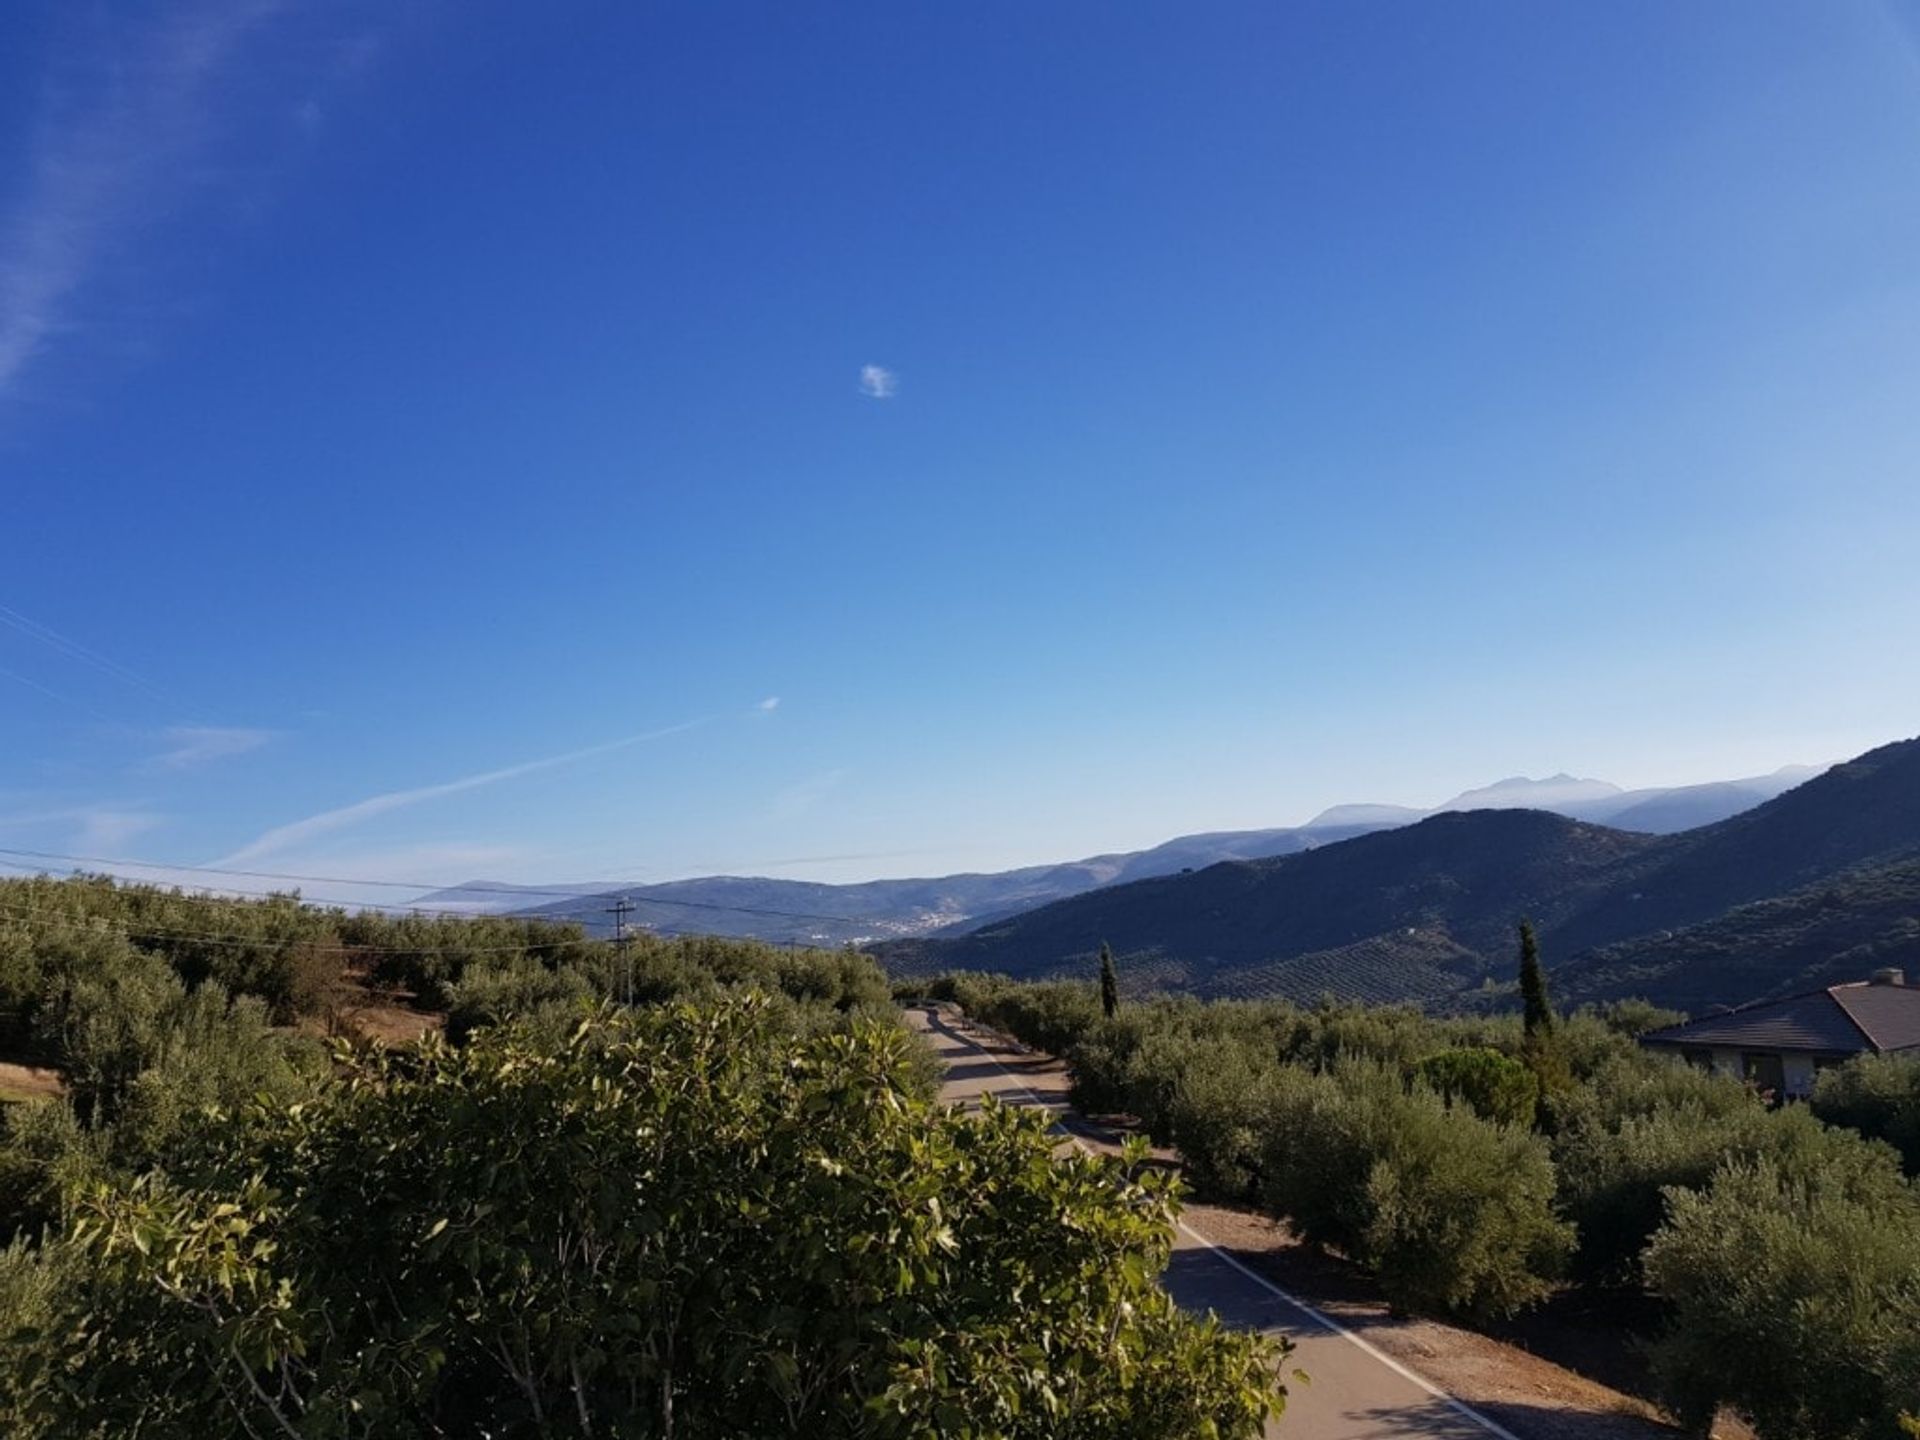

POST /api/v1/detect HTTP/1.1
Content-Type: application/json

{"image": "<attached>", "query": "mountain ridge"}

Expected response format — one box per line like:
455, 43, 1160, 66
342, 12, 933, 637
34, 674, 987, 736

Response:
412, 762, 1822, 946
874, 739, 1920, 1013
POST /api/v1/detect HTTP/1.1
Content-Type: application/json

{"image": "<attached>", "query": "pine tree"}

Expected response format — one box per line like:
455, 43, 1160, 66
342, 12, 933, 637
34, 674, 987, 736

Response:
1518, 920, 1554, 1038
1099, 941, 1119, 1020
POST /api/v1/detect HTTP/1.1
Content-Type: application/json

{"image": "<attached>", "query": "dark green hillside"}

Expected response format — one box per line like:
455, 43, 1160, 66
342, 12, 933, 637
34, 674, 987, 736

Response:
880, 738, 1920, 1012
1549, 736, 1920, 957
1554, 855, 1920, 1011
878, 809, 1664, 1001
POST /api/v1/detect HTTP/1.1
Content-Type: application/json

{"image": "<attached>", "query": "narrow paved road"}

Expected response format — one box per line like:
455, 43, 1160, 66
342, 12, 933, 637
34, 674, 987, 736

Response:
908, 1006, 1523, 1440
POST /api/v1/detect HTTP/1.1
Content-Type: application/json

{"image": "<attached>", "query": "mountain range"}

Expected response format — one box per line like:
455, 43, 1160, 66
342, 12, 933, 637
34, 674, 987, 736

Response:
412, 764, 1819, 947
875, 739, 1920, 1014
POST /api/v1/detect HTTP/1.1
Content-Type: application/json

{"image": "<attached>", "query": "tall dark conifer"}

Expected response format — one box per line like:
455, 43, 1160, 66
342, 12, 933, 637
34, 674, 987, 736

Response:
1518, 920, 1555, 1038
1098, 941, 1119, 1020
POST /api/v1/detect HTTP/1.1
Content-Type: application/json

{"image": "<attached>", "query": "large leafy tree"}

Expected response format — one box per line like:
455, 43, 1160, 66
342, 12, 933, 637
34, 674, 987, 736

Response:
2, 998, 1288, 1438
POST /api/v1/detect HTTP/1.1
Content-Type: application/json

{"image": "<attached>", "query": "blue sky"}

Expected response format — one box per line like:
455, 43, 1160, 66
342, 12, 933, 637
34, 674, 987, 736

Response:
3, 1, 1920, 899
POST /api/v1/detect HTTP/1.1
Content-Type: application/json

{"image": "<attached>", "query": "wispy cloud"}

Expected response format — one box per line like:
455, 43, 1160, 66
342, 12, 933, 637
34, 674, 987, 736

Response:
858, 364, 897, 399
72, 808, 164, 852
0, 1, 387, 400
149, 725, 271, 771
0, 803, 164, 855
769, 769, 849, 824
757, 696, 781, 712
211, 719, 708, 868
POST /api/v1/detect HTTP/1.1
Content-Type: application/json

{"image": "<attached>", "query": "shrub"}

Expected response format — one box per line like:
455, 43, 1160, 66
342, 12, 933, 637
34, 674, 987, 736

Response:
1552, 1061, 1908, 1287
972, 980, 1103, 1057
1416, 1047, 1538, 1128
1159, 1052, 1313, 1205
0, 1101, 106, 1241
443, 956, 598, 1044
1260, 1061, 1572, 1318
1644, 1159, 1920, 1440
1814, 1053, 1920, 1176
1164, 1037, 1290, 1202
1575, 998, 1688, 1038
0, 1000, 1290, 1438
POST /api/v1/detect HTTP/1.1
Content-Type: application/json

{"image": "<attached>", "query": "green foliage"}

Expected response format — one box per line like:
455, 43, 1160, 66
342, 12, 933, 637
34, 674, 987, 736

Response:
1518, 919, 1554, 1039
0, 1000, 1288, 1438
943, 965, 1920, 1382
1258, 1060, 1572, 1318
1573, 997, 1688, 1038
1813, 1053, 1920, 1176
0, 1101, 106, 1239
1550, 1057, 1908, 1288
965, 986, 1573, 1319
1163, 1038, 1289, 1203
1416, 1047, 1537, 1128
939, 975, 1104, 1058
1644, 1159, 1920, 1440
1098, 941, 1119, 1020
443, 954, 598, 1044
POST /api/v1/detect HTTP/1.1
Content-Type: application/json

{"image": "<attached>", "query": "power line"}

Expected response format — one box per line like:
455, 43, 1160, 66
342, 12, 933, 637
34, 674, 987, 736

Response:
0, 845, 888, 929
0, 897, 600, 958
607, 896, 636, 1005
0, 604, 175, 708
0, 856, 596, 924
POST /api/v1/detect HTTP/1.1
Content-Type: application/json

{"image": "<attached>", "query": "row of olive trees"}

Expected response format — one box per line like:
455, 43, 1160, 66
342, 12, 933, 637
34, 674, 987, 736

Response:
0, 873, 604, 1029
1, 880, 899, 1251
2, 881, 1290, 1436
1, 999, 1290, 1438
917, 957, 1920, 1440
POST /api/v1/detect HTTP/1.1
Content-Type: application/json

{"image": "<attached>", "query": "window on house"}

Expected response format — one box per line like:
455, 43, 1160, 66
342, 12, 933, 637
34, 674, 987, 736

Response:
1742, 1052, 1785, 1098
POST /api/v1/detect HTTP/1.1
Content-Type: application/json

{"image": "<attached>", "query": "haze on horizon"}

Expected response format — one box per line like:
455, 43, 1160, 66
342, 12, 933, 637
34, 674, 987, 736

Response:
4, 2, 1920, 901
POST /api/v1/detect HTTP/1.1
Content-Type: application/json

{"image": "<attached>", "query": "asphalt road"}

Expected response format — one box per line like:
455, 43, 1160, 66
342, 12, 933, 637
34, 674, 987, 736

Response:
907, 1005, 1524, 1440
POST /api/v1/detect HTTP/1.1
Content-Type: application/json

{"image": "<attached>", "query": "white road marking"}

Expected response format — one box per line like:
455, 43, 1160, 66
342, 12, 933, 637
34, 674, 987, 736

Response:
926, 1008, 1527, 1440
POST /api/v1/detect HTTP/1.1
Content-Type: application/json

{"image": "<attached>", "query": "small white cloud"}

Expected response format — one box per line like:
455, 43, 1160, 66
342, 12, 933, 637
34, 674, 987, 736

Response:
858, 364, 897, 399
757, 696, 781, 712
151, 725, 272, 771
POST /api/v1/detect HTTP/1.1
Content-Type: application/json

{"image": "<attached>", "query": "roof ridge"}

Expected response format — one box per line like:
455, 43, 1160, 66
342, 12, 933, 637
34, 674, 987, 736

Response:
1825, 984, 1883, 1050
1637, 987, 1819, 1042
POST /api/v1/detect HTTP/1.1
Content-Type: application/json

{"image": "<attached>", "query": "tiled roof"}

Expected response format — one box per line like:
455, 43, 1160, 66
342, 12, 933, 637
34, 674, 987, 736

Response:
1640, 988, 1875, 1055
1830, 982, 1920, 1053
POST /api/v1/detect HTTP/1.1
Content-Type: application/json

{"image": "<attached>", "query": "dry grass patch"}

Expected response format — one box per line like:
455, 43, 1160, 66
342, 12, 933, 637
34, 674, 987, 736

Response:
0, 1060, 66, 1103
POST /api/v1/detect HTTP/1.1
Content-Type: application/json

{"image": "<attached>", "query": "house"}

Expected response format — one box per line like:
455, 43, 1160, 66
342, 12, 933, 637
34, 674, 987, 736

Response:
1638, 967, 1920, 1099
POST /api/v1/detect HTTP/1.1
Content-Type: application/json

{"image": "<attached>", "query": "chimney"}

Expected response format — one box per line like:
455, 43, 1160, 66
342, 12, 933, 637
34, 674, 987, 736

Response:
1869, 968, 1906, 987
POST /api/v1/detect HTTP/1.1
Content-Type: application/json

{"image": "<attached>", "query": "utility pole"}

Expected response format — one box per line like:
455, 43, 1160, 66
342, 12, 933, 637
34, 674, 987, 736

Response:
605, 896, 635, 1005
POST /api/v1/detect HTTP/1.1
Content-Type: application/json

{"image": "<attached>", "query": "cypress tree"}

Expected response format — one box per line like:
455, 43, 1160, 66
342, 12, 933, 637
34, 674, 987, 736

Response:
1099, 941, 1119, 1020
1518, 920, 1555, 1038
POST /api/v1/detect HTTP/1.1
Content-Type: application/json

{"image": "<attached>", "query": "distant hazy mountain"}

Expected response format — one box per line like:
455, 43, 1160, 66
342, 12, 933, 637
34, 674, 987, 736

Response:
1588, 767, 1822, 834
406, 881, 614, 914
1305, 803, 1429, 828
1438, 774, 1624, 814
410, 760, 1825, 946
876, 741, 1918, 1014
877, 809, 1665, 998
1426, 766, 1820, 833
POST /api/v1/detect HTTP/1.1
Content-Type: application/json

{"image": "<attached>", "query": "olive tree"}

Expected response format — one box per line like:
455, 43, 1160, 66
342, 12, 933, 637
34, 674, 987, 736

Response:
2, 998, 1290, 1439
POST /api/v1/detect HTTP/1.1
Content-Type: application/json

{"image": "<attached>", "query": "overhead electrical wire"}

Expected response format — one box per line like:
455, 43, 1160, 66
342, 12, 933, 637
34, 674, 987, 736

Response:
0, 845, 889, 929
0, 897, 601, 958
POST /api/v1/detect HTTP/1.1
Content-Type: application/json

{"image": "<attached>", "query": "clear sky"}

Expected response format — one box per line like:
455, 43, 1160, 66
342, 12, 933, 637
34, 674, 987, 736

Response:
3, 1, 1920, 900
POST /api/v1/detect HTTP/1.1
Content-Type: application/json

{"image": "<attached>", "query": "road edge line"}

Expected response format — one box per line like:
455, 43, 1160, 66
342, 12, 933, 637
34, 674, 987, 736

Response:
927, 1007, 1529, 1440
